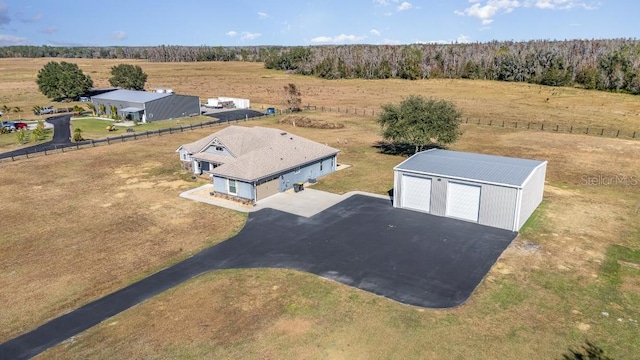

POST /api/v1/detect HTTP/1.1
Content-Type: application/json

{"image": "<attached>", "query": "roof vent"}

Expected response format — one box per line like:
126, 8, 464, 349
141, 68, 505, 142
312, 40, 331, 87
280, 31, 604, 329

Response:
280, 132, 287, 136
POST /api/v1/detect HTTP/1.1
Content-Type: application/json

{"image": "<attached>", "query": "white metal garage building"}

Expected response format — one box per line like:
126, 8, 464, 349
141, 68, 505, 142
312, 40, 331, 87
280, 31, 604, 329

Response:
393, 149, 547, 231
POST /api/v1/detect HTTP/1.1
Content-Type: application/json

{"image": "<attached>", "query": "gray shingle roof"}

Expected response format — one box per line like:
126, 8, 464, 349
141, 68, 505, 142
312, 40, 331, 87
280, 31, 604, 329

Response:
91, 89, 171, 103
395, 149, 546, 187
180, 126, 340, 182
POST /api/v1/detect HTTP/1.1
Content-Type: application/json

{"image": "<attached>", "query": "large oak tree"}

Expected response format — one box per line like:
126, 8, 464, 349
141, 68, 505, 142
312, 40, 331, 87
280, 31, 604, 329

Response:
378, 95, 462, 153
36, 61, 93, 100
109, 64, 148, 90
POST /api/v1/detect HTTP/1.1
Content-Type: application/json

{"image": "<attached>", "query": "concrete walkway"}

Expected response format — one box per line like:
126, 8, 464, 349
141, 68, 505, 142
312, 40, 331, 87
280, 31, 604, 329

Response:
179, 184, 391, 218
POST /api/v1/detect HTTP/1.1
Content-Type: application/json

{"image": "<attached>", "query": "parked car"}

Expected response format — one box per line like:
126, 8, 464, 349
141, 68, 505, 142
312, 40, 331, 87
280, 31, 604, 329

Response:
266, 107, 276, 114
79, 96, 90, 102
0, 121, 16, 132
39, 106, 55, 115
14, 122, 28, 130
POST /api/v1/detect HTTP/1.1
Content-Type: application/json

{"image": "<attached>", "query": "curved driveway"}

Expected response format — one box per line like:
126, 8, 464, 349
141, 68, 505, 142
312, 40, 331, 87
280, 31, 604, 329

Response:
0, 195, 516, 359
0, 115, 72, 159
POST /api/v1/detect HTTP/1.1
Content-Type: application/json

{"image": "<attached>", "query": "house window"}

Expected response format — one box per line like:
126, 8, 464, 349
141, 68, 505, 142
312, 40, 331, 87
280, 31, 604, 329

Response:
228, 179, 237, 195
181, 153, 190, 161
320, 161, 323, 171
294, 167, 301, 174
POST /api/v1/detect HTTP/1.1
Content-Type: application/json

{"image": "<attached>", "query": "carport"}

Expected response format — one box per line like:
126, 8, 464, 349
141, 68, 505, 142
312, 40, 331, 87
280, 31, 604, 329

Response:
120, 107, 143, 121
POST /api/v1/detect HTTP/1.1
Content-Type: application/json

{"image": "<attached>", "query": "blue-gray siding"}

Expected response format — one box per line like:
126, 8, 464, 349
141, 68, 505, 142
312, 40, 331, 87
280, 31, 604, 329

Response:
517, 163, 547, 230
212, 155, 337, 201
279, 156, 335, 191
203, 145, 233, 157
213, 176, 253, 200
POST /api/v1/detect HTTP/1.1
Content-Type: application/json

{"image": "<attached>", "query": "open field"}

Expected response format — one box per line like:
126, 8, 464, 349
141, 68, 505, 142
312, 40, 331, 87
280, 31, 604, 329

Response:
1, 59, 639, 358
1, 58, 639, 132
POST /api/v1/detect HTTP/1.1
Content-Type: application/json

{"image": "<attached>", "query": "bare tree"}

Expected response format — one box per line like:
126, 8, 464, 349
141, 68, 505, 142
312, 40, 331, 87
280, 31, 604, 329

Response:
284, 83, 302, 112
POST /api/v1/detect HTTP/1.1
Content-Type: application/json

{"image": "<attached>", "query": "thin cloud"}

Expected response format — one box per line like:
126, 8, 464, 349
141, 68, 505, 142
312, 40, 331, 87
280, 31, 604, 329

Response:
0, 34, 28, 45
311, 34, 366, 44
455, 0, 599, 25
241, 31, 261, 41
110, 31, 127, 41
39, 26, 58, 34
383, 38, 402, 45
0, 1, 10, 26
370, 29, 381, 36
16, 12, 43, 23
373, 0, 400, 6
397, 2, 413, 11
258, 12, 269, 19
226, 30, 238, 37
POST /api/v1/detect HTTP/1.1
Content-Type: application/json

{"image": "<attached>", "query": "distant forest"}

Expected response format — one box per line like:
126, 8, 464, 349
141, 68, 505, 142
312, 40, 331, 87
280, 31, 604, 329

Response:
1, 39, 639, 94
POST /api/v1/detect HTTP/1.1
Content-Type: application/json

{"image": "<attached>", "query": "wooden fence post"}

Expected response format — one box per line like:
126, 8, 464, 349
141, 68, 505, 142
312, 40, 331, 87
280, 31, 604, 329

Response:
527, 123, 530, 129
570, 126, 572, 133
616, 130, 620, 137
556, 124, 559, 132
586, 127, 589, 134
502, 120, 505, 127
515, 122, 517, 128
633, 131, 636, 138
107, 137, 110, 145
489, 120, 492, 126
91, 139, 95, 147
600, 129, 604, 136
541, 123, 544, 131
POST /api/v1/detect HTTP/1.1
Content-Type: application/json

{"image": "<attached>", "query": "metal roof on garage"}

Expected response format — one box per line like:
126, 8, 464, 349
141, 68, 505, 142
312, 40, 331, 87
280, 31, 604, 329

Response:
394, 149, 546, 187
91, 89, 172, 103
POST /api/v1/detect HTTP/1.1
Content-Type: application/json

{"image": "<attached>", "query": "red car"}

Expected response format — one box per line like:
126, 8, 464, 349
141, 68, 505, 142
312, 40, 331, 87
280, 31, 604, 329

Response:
14, 122, 28, 130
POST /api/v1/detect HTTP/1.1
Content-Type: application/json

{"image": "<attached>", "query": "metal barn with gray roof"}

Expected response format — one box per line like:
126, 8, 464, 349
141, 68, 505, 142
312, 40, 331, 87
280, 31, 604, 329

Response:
91, 89, 199, 122
393, 149, 547, 231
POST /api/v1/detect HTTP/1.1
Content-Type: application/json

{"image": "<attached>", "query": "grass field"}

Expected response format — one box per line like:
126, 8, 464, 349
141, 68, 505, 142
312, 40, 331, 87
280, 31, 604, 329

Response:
70, 115, 217, 141
1, 59, 639, 359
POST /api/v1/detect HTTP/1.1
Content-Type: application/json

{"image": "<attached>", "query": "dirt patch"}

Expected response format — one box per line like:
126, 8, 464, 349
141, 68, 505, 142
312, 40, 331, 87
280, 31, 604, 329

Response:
279, 115, 345, 129
619, 261, 640, 270
272, 317, 313, 336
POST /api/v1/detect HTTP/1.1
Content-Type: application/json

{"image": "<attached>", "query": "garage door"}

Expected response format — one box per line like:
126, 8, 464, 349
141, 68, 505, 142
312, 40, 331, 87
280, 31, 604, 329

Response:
401, 175, 432, 212
256, 178, 280, 201
446, 182, 481, 222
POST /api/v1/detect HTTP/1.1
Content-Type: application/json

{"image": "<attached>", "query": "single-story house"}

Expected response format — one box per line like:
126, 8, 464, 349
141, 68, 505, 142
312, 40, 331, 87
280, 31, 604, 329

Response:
177, 126, 340, 204
91, 89, 200, 123
393, 149, 547, 231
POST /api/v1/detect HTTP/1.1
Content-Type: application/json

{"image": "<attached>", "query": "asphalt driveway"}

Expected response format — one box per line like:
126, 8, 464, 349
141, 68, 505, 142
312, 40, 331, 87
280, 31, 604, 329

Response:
0, 194, 516, 359
0, 115, 71, 160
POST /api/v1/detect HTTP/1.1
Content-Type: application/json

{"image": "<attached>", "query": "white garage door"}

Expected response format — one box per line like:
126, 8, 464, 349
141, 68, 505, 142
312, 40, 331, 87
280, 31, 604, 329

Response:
446, 182, 481, 222
401, 175, 432, 212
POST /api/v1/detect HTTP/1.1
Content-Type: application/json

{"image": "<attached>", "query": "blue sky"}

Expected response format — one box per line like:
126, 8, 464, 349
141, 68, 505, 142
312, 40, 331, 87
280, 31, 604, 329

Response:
0, 1, 636, 46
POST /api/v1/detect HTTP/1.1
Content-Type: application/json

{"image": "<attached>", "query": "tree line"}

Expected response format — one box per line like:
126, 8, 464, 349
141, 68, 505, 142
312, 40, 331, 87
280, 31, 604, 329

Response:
265, 39, 640, 94
2, 39, 639, 94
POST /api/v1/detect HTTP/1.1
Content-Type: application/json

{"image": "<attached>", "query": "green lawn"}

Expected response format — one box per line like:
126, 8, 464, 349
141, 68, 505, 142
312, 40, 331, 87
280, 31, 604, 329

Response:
0, 127, 53, 149
71, 115, 219, 141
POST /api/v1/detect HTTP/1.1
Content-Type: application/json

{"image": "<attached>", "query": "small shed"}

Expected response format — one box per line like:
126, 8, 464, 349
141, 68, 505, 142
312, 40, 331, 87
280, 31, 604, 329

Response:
393, 149, 547, 231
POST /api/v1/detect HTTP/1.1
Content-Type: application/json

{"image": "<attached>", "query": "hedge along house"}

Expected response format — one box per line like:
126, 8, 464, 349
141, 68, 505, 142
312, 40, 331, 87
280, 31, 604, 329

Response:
176, 126, 340, 204
393, 149, 547, 231
91, 89, 200, 123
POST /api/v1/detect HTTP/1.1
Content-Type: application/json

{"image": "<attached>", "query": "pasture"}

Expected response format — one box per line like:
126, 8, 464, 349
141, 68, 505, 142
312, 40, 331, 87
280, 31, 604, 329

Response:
0, 58, 638, 359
